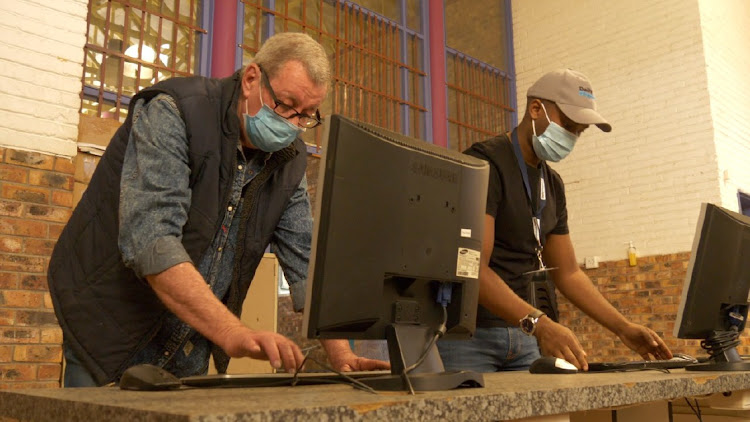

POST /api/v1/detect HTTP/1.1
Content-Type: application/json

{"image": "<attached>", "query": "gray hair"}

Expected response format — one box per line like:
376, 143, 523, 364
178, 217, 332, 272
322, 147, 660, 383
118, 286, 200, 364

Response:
253, 32, 331, 88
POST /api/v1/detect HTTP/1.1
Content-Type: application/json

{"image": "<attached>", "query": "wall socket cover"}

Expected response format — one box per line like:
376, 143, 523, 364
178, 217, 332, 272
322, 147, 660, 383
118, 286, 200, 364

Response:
584, 256, 600, 269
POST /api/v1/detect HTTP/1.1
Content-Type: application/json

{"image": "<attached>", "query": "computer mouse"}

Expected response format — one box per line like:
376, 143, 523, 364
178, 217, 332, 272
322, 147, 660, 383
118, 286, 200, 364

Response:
119, 364, 183, 391
529, 356, 579, 374
670, 353, 699, 363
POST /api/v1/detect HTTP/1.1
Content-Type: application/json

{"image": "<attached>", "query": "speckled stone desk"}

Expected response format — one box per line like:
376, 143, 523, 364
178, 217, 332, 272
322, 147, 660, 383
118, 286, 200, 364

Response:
1, 369, 750, 421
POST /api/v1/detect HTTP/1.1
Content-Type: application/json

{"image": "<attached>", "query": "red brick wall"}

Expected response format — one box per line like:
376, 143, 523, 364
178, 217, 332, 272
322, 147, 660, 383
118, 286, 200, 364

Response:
567, 253, 750, 362
0, 148, 72, 388
565, 254, 688, 360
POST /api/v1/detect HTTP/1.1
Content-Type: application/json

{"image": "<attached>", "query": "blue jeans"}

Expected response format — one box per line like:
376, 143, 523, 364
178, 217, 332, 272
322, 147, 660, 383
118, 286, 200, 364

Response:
63, 343, 98, 387
437, 326, 541, 372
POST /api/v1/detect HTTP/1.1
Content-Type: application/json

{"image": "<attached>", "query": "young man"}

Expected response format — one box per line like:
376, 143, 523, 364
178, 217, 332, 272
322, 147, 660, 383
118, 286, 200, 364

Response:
49, 32, 388, 387
438, 69, 672, 372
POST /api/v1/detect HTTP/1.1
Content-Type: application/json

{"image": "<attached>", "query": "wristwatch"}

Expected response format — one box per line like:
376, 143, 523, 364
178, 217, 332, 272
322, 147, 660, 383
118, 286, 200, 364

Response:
519, 309, 546, 336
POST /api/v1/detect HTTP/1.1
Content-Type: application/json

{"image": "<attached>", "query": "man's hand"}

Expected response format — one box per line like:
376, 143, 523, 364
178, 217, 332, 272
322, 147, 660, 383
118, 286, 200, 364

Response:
218, 325, 305, 373
320, 339, 390, 372
328, 349, 391, 372
145, 263, 305, 373
534, 316, 588, 370
617, 322, 673, 361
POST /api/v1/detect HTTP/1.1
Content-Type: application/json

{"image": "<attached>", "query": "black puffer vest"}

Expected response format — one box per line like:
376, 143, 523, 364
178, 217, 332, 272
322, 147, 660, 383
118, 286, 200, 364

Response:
48, 70, 308, 385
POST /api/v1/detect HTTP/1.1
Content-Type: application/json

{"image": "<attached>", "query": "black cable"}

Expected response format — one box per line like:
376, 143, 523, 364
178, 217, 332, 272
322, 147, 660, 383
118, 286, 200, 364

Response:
696, 399, 702, 418
583, 367, 670, 374
701, 330, 740, 359
291, 303, 449, 395
683, 397, 703, 422
400, 306, 448, 395
291, 345, 378, 394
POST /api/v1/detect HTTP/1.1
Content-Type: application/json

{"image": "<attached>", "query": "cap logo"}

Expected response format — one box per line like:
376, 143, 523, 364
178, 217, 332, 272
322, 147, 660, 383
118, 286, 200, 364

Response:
578, 86, 595, 100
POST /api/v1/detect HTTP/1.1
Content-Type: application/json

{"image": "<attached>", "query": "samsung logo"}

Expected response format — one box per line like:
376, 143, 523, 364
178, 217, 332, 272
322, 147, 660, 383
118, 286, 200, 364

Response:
410, 161, 458, 184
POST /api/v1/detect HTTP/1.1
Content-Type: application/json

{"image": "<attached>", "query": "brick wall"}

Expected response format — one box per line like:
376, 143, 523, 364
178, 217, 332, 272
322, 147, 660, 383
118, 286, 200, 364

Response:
568, 254, 750, 361
0, 149, 73, 388
565, 254, 695, 361
0, 0, 87, 158
513, 0, 720, 263
698, 0, 750, 210
0, 0, 88, 388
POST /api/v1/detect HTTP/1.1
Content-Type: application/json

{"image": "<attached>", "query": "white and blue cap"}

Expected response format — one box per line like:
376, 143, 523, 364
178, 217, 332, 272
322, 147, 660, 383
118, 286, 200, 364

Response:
527, 68, 612, 132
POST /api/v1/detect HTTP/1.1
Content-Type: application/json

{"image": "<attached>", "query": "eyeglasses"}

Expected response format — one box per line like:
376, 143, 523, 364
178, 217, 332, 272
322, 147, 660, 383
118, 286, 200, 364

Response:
258, 65, 322, 129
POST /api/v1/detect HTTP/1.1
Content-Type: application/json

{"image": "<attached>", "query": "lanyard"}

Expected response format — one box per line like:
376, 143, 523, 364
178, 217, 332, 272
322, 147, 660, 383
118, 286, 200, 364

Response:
510, 129, 548, 270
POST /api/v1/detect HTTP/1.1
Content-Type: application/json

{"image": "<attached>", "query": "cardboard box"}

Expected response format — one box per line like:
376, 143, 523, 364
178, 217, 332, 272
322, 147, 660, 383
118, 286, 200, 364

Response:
209, 253, 280, 374
77, 114, 120, 149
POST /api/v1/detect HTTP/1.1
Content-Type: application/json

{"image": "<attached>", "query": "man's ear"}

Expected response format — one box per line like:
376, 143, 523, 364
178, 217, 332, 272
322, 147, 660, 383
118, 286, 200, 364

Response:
241, 63, 260, 99
528, 98, 544, 120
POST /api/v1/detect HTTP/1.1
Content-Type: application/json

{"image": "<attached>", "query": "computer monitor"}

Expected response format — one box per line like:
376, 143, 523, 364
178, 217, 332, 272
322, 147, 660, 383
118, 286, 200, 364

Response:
674, 202, 750, 371
302, 114, 489, 391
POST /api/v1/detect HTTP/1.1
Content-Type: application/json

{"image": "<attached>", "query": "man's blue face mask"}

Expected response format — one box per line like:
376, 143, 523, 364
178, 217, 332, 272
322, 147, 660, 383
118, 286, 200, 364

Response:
243, 75, 303, 153
531, 103, 578, 162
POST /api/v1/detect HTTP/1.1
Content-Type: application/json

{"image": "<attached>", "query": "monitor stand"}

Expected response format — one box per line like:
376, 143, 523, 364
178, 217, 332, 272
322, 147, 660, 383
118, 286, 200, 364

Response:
357, 323, 484, 392
686, 330, 750, 371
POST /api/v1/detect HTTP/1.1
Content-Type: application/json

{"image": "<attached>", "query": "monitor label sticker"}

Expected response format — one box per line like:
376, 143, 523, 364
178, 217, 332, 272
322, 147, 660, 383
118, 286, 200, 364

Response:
460, 228, 472, 238
456, 248, 480, 279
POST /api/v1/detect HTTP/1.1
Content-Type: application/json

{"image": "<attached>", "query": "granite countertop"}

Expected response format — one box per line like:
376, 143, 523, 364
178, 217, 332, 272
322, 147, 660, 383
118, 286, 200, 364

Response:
2, 370, 750, 421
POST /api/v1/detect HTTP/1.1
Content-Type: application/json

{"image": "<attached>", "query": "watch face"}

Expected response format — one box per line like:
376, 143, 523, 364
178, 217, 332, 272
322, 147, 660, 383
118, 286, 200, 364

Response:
521, 317, 534, 334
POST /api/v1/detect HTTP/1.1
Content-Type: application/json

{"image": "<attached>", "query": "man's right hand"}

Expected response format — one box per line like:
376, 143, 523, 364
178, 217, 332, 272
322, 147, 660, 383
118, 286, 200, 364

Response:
218, 325, 305, 373
533, 316, 588, 370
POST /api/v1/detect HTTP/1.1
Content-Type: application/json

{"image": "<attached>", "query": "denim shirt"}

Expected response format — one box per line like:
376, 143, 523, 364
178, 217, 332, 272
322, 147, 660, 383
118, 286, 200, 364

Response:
118, 94, 313, 376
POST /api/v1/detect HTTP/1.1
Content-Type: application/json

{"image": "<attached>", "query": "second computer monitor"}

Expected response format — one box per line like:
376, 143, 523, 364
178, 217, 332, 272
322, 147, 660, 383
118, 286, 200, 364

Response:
674, 202, 750, 371
303, 114, 489, 390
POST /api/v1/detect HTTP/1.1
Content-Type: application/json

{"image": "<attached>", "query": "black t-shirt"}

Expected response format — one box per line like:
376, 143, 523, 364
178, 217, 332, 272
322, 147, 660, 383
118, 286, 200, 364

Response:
464, 133, 569, 327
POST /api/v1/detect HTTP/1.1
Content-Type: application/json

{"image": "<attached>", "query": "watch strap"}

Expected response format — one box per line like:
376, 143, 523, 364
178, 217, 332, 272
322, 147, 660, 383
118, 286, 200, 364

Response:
528, 309, 545, 320
520, 309, 546, 336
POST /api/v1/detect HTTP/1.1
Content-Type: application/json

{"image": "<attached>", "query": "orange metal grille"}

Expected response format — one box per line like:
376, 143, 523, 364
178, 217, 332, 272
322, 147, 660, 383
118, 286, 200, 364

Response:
81, 0, 205, 121
241, 0, 426, 150
447, 52, 514, 152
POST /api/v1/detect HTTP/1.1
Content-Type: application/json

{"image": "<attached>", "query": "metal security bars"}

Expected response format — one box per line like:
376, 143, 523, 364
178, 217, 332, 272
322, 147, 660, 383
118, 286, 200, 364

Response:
446, 49, 514, 153
81, 0, 206, 121
240, 0, 426, 150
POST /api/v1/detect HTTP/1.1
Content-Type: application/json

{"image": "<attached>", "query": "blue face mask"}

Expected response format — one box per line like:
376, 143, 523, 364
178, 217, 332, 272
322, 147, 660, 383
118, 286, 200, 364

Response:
243, 88, 302, 152
531, 103, 578, 162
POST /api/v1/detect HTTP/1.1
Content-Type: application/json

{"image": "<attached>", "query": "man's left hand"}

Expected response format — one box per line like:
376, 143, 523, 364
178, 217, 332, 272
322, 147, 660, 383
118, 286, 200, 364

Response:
329, 349, 391, 372
617, 323, 673, 361
320, 339, 390, 372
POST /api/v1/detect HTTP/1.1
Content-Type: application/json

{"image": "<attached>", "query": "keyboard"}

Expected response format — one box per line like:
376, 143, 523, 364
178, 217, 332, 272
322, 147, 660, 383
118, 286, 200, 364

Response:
180, 370, 393, 388
587, 356, 698, 372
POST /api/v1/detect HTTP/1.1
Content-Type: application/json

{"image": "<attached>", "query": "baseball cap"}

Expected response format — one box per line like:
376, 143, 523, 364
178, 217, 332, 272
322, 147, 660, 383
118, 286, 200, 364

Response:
526, 69, 612, 132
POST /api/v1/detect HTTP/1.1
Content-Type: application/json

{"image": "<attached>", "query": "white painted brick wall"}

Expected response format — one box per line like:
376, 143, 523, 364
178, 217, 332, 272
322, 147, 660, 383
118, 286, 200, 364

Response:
0, 0, 88, 157
512, 0, 724, 262
698, 0, 750, 213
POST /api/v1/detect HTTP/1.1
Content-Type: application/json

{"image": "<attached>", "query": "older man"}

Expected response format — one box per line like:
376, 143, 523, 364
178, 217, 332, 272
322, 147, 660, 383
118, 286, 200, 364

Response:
49, 32, 387, 387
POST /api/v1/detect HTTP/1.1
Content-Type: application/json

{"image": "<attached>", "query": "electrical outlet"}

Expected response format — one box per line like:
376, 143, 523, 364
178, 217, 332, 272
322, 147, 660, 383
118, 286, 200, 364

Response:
584, 256, 600, 269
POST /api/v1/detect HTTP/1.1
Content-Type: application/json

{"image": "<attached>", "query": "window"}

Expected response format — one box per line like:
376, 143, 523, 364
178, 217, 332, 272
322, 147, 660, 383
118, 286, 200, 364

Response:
446, 53, 514, 152
81, 0, 208, 121
240, 0, 427, 150
444, 0, 514, 152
